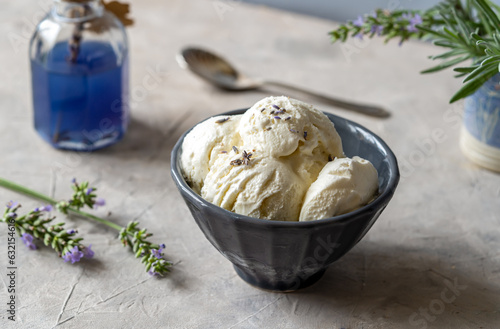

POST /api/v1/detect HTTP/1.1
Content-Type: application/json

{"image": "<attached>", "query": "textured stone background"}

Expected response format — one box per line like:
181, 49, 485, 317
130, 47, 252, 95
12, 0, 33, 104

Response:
0, 0, 499, 328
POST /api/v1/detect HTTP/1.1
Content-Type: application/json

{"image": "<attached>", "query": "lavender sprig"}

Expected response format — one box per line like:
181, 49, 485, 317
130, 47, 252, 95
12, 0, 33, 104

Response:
1, 203, 93, 262
119, 222, 172, 276
329, 9, 429, 45
0, 177, 172, 277
57, 179, 105, 214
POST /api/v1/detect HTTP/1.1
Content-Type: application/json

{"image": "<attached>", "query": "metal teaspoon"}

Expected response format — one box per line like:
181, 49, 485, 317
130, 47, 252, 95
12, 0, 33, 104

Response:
177, 47, 390, 118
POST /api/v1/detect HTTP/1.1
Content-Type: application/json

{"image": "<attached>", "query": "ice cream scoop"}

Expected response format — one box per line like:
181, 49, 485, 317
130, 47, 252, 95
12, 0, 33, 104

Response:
180, 114, 242, 194
299, 156, 379, 221
239, 96, 345, 184
202, 155, 306, 221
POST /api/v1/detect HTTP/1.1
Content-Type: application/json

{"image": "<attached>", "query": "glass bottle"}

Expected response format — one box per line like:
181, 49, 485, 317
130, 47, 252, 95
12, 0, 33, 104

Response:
30, 0, 129, 151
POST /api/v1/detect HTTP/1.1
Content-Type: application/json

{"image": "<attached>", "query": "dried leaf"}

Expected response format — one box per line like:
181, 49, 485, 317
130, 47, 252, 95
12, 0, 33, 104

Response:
102, 1, 134, 27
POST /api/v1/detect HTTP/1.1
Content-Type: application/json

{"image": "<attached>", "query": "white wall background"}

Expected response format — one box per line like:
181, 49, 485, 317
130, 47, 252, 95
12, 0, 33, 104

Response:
240, 0, 466, 21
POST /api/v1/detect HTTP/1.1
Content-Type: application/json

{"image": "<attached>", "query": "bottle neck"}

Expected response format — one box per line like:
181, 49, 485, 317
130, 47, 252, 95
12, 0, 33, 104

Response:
52, 0, 103, 22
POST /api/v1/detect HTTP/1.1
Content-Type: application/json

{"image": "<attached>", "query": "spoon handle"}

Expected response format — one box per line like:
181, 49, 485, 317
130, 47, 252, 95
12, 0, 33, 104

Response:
263, 81, 390, 118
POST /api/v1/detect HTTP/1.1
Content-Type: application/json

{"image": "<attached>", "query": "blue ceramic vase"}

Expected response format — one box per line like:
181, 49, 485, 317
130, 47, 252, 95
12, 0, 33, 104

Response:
461, 74, 500, 171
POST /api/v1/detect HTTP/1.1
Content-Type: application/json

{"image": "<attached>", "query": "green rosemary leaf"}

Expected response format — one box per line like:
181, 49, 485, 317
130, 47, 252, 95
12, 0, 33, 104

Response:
453, 66, 476, 73
454, 72, 470, 78
480, 55, 500, 66
433, 40, 459, 48
442, 27, 462, 42
450, 66, 498, 102
415, 25, 445, 38
462, 63, 496, 83
431, 49, 469, 60
421, 55, 472, 74
472, 0, 500, 27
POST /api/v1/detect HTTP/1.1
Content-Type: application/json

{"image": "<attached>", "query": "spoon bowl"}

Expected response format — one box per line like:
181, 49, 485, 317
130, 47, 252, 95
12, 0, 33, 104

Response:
179, 48, 255, 90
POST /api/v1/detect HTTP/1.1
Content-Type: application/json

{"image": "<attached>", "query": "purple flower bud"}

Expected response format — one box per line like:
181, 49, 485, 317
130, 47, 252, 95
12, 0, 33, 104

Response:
160, 243, 166, 249
353, 15, 364, 27
67, 229, 76, 235
148, 269, 159, 276
62, 246, 84, 264
401, 13, 411, 20
86, 188, 94, 196
354, 33, 364, 40
21, 233, 37, 250
7, 213, 17, 219
71, 178, 77, 184
151, 248, 163, 259
6, 201, 18, 209
407, 25, 419, 33
410, 14, 422, 25
39, 205, 53, 212
370, 25, 384, 36
93, 198, 106, 208
148, 261, 160, 276
83, 245, 94, 259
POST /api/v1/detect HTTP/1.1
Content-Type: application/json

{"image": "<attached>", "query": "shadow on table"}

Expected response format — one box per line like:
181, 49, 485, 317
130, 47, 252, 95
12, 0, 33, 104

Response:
296, 241, 499, 326
95, 114, 192, 161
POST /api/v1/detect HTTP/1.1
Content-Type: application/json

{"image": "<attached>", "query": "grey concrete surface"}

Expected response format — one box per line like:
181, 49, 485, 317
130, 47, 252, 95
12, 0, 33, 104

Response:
0, 0, 499, 328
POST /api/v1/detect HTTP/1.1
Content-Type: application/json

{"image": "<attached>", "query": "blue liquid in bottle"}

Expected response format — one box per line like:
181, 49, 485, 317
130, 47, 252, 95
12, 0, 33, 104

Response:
31, 41, 129, 151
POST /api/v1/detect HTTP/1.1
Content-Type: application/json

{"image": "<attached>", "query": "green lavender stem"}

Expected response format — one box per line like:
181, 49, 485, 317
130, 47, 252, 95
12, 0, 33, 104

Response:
0, 177, 121, 231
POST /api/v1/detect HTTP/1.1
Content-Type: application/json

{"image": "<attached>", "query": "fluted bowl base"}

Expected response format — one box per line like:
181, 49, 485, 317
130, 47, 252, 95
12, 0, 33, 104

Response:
233, 265, 327, 292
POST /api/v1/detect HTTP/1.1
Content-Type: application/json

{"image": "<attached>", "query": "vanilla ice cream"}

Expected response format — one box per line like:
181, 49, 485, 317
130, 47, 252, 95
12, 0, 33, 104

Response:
299, 156, 378, 221
202, 155, 306, 221
180, 96, 378, 221
239, 96, 344, 184
181, 114, 242, 193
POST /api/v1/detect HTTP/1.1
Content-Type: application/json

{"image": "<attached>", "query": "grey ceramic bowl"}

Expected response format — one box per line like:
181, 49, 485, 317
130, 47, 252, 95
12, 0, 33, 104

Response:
171, 109, 399, 291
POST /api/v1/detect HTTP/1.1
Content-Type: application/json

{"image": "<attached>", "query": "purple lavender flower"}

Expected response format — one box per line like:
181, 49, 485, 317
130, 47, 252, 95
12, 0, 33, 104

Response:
86, 188, 94, 196
62, 246, 84, 264
71, 178, 77, 184
352, 15, 364, 27
407, 25, 418, 33
401, 13, 411, 20
410, 14, 422, 25
40, 205, 53, 212
67, 229, 76, 235
83, 245, 94, 259
21, 233, 37, 250
148, 269, 159, 276
151, 248, 162, 259
6, 201, 18, 209
407, 14, 422, 32
354, 33, 364, 40
160, 244, 166, 249
7, 213, 17, 219
148, 261, 160, 276
93, 198, 106, 208
371, 25, 384, 36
